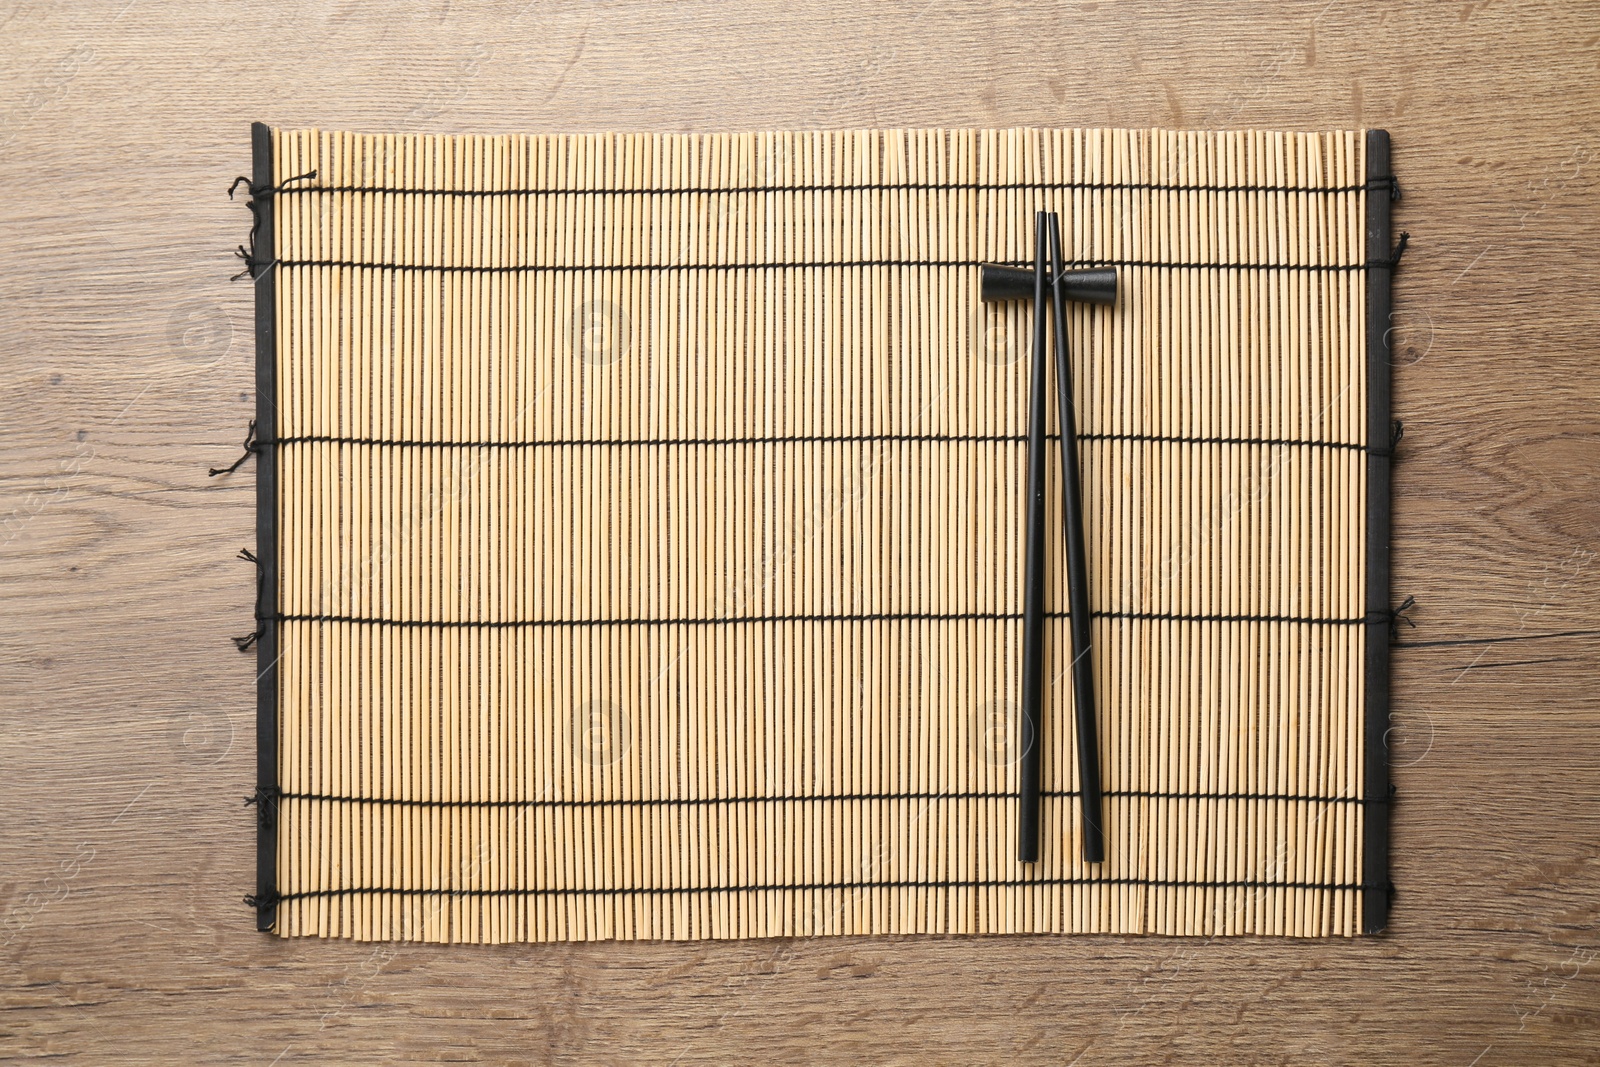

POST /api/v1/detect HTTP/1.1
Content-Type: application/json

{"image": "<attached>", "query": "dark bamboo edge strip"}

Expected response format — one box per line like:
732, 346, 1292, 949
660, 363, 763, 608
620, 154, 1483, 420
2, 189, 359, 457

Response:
251, 121, 280, 934
1362, 129, 1396, 935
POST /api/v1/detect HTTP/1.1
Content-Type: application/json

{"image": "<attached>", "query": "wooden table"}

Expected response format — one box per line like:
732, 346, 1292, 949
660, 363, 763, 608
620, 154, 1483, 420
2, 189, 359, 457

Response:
3, 2, 1597, 1062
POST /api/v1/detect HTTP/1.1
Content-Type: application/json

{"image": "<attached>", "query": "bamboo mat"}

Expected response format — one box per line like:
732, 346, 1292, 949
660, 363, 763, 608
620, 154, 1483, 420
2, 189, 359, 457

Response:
240, 125, 1398, 942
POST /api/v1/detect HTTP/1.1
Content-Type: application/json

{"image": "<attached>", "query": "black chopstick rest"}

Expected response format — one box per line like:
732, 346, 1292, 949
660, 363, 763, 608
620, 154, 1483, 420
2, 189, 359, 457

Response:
979, 263, 1117, 306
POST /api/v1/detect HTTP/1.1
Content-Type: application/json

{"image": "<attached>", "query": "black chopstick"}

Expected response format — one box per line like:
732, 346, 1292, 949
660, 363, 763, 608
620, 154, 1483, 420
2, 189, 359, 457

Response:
1017, 212, 1049, 864
1046, 212, 1106, 864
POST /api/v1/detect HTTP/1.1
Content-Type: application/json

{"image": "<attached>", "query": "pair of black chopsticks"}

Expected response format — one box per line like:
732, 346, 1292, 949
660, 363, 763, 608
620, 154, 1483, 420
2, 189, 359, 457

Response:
980, 212, 1116, 864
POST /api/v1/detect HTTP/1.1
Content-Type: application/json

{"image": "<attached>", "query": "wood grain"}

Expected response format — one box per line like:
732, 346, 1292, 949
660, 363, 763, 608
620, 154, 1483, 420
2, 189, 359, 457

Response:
2, 0, 1597, 1062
